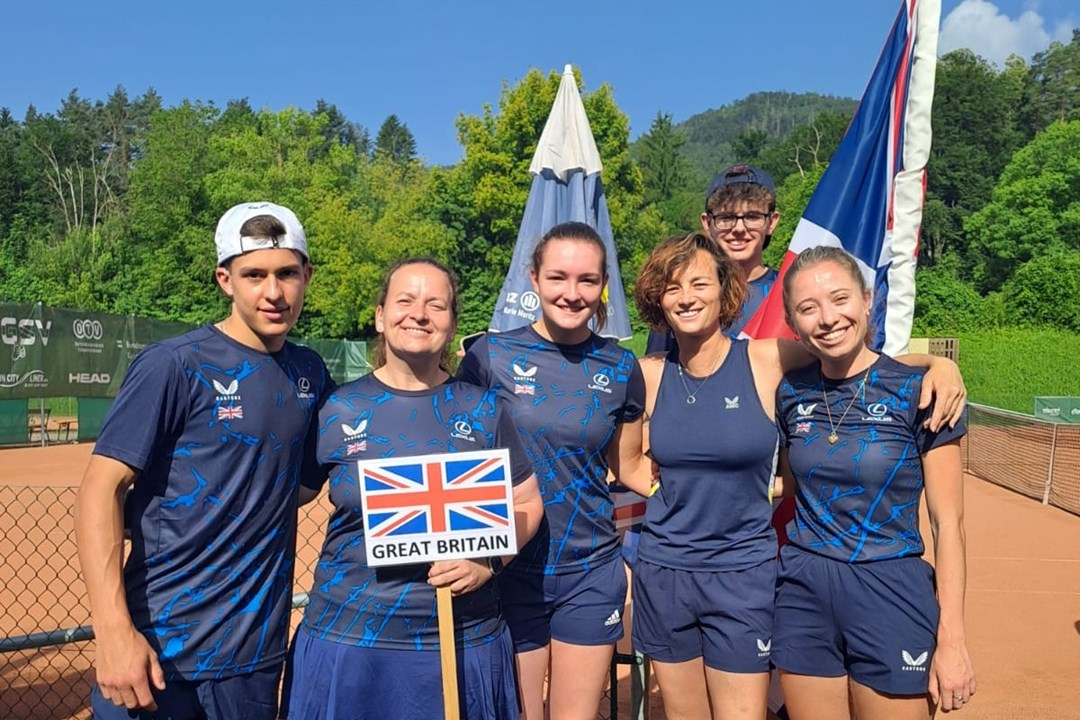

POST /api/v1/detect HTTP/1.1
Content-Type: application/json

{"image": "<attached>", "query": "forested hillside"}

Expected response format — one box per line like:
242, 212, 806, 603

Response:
1, 33, 1078, 367
657, 91, 859, 181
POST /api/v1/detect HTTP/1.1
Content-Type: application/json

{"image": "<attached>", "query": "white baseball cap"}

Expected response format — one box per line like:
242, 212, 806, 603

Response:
214, 201, 308, 266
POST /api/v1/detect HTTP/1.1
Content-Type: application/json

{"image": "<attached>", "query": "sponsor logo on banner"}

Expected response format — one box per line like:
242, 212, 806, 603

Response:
69, 373, 111, 385
359, 448, 517, 567
72, 318, 106, 354
115, 339, 148, 360
500, 290, 542, 321
1, 370, 48, 389
1, 317, 52, 347
71, 319, 106, 356
72, 319, 103, 340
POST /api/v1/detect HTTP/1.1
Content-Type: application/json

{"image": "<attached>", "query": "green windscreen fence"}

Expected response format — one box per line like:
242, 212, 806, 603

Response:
0, 400, 28, 445
0, 302, 369, 446
77, 399, 114, 441
1034, 397, 1080, 424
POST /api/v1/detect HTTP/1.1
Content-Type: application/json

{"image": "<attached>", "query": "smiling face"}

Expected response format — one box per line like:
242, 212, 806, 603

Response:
530, 237, 607, 344
375, 262, 457, 366
215, 248, 312, 353
784, 258, 876, 375
701, 199, 780, 272
660, 249, 726, 340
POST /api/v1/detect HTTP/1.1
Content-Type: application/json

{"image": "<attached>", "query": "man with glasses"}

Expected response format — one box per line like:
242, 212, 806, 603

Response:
645, 164, 780, 354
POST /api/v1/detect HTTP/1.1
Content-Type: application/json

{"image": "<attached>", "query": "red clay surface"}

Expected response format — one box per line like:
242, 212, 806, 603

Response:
1, 442, 1078, 719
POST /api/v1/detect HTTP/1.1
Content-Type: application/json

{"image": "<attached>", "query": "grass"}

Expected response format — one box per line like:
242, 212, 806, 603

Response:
618, 327, 1080, 418
957, 328, 1080, 415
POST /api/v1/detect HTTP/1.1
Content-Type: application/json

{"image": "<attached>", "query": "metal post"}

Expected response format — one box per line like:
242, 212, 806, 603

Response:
1042, 423, 1057, 505
631, 650, 650, 720
38, 398, 46, 447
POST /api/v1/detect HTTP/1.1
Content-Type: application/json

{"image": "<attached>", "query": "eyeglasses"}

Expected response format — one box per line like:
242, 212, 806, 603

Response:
708, 212, 771, 230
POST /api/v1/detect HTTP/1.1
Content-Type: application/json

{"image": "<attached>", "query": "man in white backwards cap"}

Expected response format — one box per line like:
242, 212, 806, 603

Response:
76, 202, 332, 720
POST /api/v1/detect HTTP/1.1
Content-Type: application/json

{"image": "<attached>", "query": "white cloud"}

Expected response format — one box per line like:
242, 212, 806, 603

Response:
939, 0, 1075, 67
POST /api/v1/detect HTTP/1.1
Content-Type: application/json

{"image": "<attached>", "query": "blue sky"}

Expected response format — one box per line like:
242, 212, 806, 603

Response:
2, 0, 1075, 166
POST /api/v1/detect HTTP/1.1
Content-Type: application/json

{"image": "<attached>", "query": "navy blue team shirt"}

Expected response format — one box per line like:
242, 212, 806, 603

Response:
94, 325, 331, 680
301, 374, 532, 650
777, 354, 967, 563
458, 325, 645, 575
645, 267, 778, 354
640, 340, 779, 571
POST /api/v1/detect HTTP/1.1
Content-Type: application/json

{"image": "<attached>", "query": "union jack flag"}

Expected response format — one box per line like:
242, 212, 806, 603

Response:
796, 422, 813, 434
217, 405, 243, 420
361, 450, 513, 538
347, 441, 367, 455
514, 383, 535, 395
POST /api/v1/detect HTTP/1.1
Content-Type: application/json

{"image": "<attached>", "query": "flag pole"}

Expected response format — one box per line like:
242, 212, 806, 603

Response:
437, 586, 461, 720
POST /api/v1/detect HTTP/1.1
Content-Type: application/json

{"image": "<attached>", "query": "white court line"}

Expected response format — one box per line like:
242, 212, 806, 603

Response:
968, 588, 1080, 596
971, 557, 1080, 563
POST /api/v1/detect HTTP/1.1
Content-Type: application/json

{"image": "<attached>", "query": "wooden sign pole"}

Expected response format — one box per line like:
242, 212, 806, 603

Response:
436, 586, 460, 720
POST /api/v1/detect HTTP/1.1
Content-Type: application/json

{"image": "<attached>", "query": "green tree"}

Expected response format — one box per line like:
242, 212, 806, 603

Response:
964, 120, 1080, 292
912, 256, 998, 334
446, 68, 661, 332
374, 114, 417, 165
634, 112, 689, 205
1001, 251, 1080, 331
756, 111, 849, 184
923, 49, 1024, 265
1021, 29, 1080, 135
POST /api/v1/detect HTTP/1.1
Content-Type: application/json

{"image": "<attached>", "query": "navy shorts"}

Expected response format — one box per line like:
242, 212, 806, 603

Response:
631, 559, 776, 673
281, 625, 518, 720
90, 664, 281, 720
772, 545, 939, 696
500, 554, 628, 652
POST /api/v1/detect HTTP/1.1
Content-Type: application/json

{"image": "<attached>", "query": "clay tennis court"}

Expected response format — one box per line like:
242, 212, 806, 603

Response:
2, 441, 1078, 719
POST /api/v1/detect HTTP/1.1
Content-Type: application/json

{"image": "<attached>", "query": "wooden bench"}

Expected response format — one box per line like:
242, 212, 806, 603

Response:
27, 408, 52, 445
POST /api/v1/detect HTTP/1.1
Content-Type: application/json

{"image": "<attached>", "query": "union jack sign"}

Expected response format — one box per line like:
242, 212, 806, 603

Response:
358, 448, 518, 567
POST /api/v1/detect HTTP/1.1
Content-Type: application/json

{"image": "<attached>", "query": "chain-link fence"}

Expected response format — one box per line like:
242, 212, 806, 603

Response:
0, 489, 646, 719
5, 405, 1075, 718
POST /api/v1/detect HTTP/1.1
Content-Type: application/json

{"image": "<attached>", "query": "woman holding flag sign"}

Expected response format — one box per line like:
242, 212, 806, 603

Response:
631, 233, 966, 720
280, 258, 543, 720
458, 221, 655, 720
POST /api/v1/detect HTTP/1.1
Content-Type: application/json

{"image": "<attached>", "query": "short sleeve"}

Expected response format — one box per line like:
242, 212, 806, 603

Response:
299, 352, 335, 491
913, 382, 967, 454
618, 359, 646, 424
493, 402, 533, 486
456, 335, 492, 388
93, 344, 189, 473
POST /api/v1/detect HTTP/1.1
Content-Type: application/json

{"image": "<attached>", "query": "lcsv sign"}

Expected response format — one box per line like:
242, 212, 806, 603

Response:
0, 318, 52, 347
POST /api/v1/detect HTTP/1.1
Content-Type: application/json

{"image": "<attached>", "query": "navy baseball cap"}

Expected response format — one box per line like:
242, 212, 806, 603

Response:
705, 164, 776, 207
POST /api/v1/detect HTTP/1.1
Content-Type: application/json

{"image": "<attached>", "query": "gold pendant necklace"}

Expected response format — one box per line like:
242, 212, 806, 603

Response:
822, 366, 871, 444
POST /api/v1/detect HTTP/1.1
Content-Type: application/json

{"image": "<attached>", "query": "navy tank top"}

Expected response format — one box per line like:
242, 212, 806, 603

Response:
638, 339, 778, 571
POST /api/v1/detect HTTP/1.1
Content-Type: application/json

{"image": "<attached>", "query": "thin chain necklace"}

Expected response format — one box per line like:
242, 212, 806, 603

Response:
822, 366, 871, 444
676, 346, 725, 405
